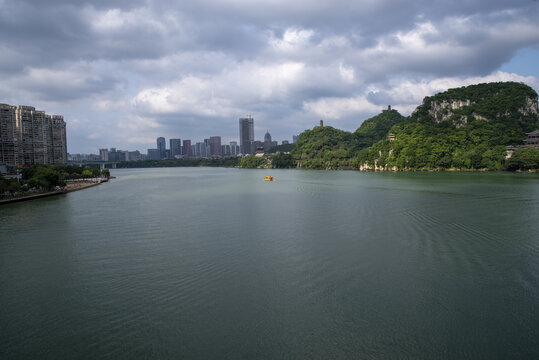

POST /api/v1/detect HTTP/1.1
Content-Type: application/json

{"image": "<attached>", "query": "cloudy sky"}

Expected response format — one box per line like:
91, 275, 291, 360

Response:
1, 0, 539, 153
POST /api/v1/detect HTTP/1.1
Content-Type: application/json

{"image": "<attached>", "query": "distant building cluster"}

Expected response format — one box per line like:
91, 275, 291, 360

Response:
74, 115, 299, 162
144, 135, 232, 160
0, 104, 67, 170
94, 148, 144, 162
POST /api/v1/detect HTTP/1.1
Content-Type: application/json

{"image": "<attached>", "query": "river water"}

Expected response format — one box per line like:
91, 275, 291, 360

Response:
1, 168, 538, 359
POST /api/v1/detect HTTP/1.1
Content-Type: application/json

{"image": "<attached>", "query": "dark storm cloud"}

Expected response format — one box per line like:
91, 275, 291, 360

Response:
1, 0, 538, 152
2, 0, 536, 65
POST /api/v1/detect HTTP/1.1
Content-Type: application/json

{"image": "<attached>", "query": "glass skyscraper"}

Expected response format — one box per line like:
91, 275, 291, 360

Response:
239, 115, 254, 154
157, 137, 166, 159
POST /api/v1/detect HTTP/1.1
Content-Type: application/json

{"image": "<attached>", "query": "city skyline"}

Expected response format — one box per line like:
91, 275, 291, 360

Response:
1, 1, 538, 154
88, 116, 297, 160
64, 112, 300, 157
83, 115, 299, 156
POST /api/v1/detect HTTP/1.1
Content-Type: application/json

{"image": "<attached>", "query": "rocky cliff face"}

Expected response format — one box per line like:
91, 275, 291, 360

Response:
520, 96, 539, 117
427, 99, 472, 124
424, 95, 538, 127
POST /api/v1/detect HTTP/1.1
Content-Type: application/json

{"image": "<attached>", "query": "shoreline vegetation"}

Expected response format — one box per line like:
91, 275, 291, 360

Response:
0, 165, 111, 204
112, 152, 537, 173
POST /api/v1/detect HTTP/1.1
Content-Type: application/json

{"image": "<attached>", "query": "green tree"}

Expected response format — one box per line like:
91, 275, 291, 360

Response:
82, 169, 93, 178
27, 166, 64, 190
92, 167, 101, 177
267, 143, 295, 154
240, 155, 267, 168
272, 153, 295, 168
0, 177, 22, 195
506, 147, 539, 171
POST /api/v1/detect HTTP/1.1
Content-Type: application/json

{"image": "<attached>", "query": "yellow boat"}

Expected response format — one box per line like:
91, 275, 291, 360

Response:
264, 176, 274, 181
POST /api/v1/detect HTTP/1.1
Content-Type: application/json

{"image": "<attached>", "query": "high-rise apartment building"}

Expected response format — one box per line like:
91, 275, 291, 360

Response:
203, 139, 211, 157
108, 149, 126, 161
209, 136, 222, 157
170, 138, 181, 158
292, 135, 298, 144
230, 141, 239, 156
49, 115, 67, 164
221, 145, 231, 157
182, 140, 191, 157
128, 150, 142, 161
157, 137, 166, 159
239, 115, 254, 154
99, 148, 109, 161
0, 104, 66, 168
194, 142, 207, 157
147, 148, 160, 160
0, 104, 17, 166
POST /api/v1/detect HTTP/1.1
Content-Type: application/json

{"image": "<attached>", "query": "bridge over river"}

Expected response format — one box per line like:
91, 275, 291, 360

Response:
67, 161, 119, 169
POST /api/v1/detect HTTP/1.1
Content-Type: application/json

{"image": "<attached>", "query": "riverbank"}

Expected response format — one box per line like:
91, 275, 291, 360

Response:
0, 178, 110, 205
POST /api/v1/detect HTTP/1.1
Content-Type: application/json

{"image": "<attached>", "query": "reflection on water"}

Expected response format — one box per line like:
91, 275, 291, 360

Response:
1, 168, 538, 359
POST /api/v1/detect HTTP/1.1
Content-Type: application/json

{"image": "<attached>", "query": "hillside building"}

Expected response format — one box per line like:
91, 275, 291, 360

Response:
524, 130, 539, 148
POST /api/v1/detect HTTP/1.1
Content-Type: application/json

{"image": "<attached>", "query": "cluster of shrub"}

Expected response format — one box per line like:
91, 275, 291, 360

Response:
239, 146, 539, 171
239, 153, 295, 169
1, 165, 110, 199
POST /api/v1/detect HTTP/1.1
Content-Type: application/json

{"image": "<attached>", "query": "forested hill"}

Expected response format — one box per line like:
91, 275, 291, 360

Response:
291, 82, 539, 171
357, 82, 539, 170
410, 82, 538, 129
290, 109, 406, 168
354, 109, 405, 148
292, 125, 356, 168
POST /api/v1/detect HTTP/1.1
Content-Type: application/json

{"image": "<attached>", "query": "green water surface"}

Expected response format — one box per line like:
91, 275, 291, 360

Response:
1, 168, 538, 359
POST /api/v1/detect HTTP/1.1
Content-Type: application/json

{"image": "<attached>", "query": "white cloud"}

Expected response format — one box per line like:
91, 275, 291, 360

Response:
395, 21, 440, 48
339, 63, 355, 83
132, 61, 308, 116
133, 76, 222, 116
118, 115, 161, 131
303, 95, 380, 119
88, 6, 167, 34
270, 28, 315, 53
